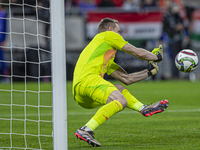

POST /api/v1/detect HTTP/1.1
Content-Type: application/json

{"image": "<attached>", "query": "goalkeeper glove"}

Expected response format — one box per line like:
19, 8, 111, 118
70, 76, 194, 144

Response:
152, 45, 163, 63
148, 61, 159, 76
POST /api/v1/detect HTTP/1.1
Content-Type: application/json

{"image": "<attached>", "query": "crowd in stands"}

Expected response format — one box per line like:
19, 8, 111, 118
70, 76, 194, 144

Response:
66, 0, 160, 13
68, 0, 159, 8
0, 0, 192, 19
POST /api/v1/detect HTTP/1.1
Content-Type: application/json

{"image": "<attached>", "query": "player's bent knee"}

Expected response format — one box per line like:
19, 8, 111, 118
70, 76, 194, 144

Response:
113, 93, 127, 109
107, 90, 127, 108
114, 84, 126, 93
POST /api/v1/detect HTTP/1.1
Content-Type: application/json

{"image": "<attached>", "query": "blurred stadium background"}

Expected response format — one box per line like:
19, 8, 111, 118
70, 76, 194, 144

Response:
0, 0, 200, 82
0, 0, 200, 149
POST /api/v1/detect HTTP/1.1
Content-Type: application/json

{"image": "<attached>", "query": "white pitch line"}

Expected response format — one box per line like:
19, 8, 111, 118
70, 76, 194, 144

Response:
0, 109, 200, 118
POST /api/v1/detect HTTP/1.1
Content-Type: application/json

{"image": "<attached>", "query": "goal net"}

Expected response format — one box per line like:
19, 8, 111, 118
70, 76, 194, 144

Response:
0, 0, 67, 149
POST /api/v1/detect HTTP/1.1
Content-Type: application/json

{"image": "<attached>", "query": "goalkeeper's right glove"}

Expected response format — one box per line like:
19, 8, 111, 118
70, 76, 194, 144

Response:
152, 45, 163, 63
147, 61, 159, 76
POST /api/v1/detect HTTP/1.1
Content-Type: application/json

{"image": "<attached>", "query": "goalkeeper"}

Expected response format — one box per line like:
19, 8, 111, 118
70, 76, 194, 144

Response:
73, 18, 169, 147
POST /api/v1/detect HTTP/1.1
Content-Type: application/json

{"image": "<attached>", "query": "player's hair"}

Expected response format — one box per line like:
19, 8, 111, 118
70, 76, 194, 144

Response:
98, 18, 119, 33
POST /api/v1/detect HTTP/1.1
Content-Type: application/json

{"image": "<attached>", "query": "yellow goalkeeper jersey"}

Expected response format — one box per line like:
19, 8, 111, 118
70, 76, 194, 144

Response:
73, 31, 128, 90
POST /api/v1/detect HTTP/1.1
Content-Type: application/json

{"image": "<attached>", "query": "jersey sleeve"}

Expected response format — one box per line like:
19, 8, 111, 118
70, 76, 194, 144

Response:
105, 31, 129, 50
107, 62, 120, 75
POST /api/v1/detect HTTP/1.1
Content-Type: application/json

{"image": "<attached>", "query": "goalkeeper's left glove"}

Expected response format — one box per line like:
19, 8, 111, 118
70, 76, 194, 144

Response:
147, 61, 159, 76
152, 45, 163, 63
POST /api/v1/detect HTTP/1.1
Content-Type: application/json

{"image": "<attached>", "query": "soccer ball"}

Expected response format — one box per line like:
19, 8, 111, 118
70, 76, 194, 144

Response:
175, 49, 198, 73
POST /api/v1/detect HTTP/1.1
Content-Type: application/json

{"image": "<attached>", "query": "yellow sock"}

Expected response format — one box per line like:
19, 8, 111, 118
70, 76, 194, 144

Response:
122, 89, 144, 111
85, 100, 123, 131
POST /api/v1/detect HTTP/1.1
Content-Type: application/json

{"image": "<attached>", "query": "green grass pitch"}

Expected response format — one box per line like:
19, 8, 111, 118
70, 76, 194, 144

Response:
0, 80, 200, 149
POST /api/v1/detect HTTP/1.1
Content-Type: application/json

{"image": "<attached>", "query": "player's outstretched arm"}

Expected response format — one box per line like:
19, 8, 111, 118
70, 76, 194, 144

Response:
110, 62, 159, 85
122, 44, 162, 62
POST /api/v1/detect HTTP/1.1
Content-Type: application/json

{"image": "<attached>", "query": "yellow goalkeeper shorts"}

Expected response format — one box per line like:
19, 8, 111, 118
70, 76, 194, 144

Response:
73, 74, 118, 109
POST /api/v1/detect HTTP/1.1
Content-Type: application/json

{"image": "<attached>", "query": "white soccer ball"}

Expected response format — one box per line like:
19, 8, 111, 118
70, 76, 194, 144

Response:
175, 49, 198, 73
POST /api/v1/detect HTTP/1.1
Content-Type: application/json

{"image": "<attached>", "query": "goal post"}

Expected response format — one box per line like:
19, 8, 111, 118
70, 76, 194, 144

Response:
51, 0, 68, 149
